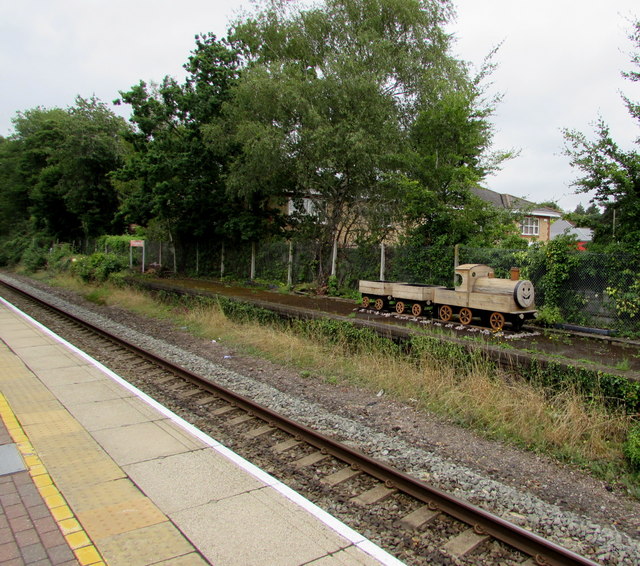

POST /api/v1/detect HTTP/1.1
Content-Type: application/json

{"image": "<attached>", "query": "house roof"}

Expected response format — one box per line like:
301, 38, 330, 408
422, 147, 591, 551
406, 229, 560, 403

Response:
550, 219, 593, 241
471, 187, 562, 218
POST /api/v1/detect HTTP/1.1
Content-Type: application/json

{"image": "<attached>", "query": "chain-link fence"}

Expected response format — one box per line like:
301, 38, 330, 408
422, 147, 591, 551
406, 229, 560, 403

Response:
73, 237, 640, 335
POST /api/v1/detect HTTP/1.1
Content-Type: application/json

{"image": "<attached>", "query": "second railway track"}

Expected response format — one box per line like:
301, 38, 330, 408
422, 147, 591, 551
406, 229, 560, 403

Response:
1, 275, 635, 565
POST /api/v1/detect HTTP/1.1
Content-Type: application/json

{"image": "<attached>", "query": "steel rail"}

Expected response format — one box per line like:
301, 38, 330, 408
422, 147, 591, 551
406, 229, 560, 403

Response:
0, 278, 601, 566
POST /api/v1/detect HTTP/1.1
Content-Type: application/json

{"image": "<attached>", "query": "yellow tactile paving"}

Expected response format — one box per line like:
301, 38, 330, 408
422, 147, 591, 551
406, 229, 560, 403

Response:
63, 477, 150, 513
95, 522, 199, 566
0, 392, 105, 566
78, 498, 169, 539
0, 324, 203, 566
21, 409, 87, 431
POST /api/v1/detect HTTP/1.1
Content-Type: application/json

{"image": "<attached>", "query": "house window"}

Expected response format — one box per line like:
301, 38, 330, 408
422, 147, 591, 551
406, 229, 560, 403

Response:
288, 198, 318, 217
520, 216, 539, 236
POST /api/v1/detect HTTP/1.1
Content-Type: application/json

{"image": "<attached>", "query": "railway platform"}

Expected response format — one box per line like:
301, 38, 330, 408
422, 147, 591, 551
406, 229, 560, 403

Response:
0, 298, 401, 566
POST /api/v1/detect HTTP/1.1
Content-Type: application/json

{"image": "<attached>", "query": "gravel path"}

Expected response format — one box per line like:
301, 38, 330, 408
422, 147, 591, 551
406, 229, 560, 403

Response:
2, 272, 640, 565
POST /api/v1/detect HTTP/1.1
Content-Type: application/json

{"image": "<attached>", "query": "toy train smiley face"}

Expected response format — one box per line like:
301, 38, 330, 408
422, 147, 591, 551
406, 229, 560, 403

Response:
514, 280, 535, 309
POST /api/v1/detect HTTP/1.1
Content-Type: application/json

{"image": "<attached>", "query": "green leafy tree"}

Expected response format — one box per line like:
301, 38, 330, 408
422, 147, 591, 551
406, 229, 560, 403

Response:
0, 135, 30, 239
399, 78, 517, 248
115, 34, 280, 262
221, 0, 473, 281
1, 98, 128, 242
563, 20, 640, 248
563, 202, 602, 231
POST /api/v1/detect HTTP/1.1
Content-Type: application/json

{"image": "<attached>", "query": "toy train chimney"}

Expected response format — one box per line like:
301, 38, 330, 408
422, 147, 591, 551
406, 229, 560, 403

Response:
510, 267, 520, 281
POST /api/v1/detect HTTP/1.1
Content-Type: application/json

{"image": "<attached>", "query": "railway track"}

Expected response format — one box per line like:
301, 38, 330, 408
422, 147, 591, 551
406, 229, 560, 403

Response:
0, 278, 602, 566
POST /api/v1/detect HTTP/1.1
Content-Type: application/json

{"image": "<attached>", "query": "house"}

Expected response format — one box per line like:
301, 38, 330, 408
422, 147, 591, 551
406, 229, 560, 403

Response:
550, 219, 593, 250
471, 187, 562, 242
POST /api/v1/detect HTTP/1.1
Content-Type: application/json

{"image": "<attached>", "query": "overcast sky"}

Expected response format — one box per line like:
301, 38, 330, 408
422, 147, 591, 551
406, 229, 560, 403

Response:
1, 0, 638, 212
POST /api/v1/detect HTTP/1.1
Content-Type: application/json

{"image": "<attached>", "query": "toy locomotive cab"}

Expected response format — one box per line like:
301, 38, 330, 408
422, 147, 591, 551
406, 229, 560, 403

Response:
434, 264, 536, 331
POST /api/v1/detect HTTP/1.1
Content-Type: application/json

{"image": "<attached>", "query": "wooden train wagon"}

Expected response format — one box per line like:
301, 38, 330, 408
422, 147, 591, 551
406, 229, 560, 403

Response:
359, 280, 402, 311
359, 280, 437, 316
388, 283, 439, 316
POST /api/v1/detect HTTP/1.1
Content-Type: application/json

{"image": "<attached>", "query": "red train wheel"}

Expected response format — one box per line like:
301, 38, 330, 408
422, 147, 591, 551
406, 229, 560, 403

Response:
439, 305, 452, 322
395, 301, 405, 314
489, 312, 505, 331
459, 307, 473, 325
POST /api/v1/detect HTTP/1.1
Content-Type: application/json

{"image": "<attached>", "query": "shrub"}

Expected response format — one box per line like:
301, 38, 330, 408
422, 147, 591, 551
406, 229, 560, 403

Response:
47, 244, 76, 273
72, 253, 128, 282
624, 422, 640, 471
535, 305, 564, 327
21, 241, 49, 272
0, 231, 33, 266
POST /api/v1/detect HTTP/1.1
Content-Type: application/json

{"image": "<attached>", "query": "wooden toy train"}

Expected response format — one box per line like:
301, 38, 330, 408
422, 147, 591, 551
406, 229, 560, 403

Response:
359, 264, 536, 331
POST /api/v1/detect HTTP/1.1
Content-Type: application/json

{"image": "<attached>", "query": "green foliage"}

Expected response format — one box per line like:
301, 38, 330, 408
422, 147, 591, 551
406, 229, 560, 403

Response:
3, 98, 129, 242
72, 253, 128, 282
326, 275, 339, 297
46, 243, 76, 273
295, 318, 399, 356
524, 359, 640, 414
390, 240, 455, 285
539, 236, 581, 307
400, 84, 516, 249
0, 233, 28, 267
606, 270, 640, 320
20, 240, 50, 273
114, 33, 269, 258
215, 296, 282, 326
625, 422, 640, 471
409, 334, 489, 373
535, 305, 564, 327
83, 288, 110, 305
224, 0, 491, 281
512, 236, 588, 324
96, 235, 136, 255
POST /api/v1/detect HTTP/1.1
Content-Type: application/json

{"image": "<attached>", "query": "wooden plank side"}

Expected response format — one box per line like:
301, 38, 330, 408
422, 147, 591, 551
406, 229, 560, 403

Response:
390, 284, 438, 302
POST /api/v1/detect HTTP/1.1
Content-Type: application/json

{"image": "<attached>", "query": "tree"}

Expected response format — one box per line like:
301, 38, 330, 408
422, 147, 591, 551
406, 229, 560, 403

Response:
221, 0, 513, 283
563, 20, 640, 248
0, 135, 30, 239
114, 34, 279, 263
563, 203, 602, 231
0, 98, 128, 242
221, 0, 476, 281
398, 72, 516, 248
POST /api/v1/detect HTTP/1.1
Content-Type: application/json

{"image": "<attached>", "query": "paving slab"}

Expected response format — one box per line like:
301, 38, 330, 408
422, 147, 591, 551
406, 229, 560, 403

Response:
0, 443, 27, 475
124, 448, 264, 514
68, 396, 162, 431
170, 488, 340, 566
91, 419, 204, 466
47, 379, 133, 406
